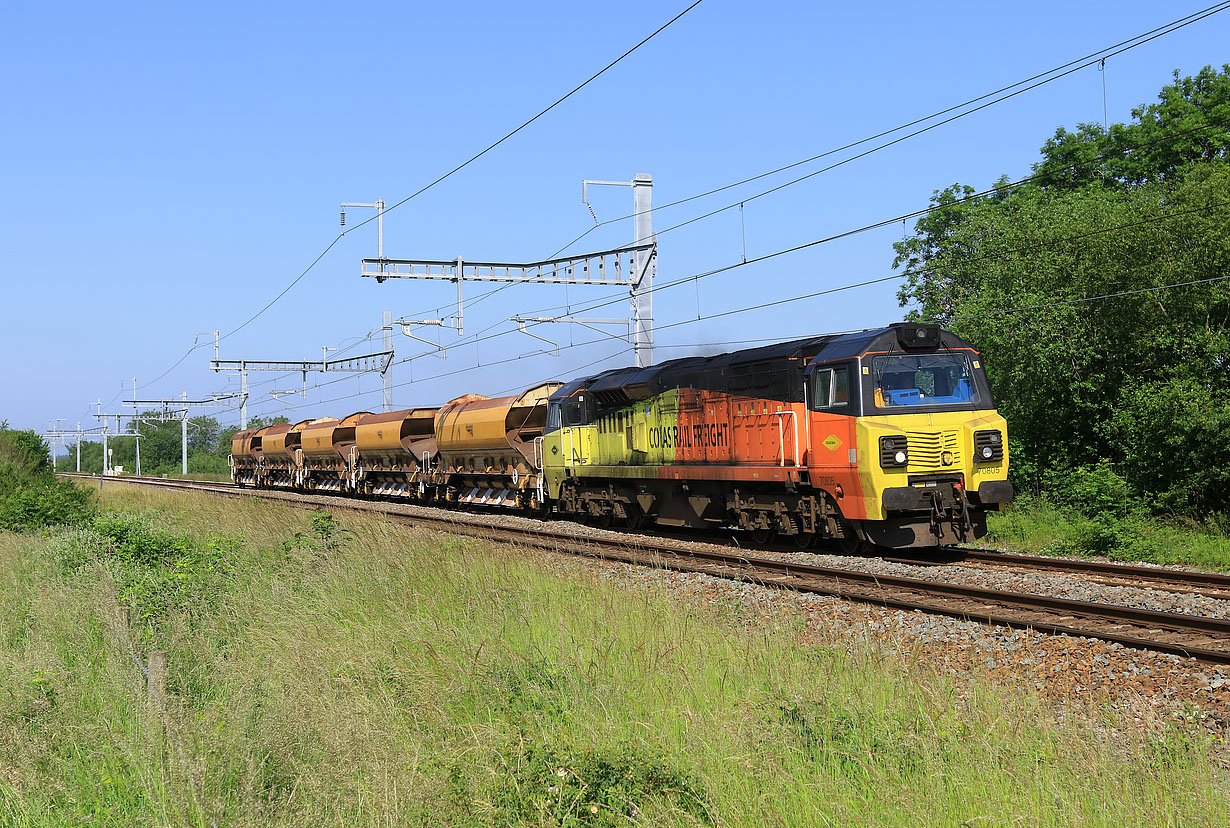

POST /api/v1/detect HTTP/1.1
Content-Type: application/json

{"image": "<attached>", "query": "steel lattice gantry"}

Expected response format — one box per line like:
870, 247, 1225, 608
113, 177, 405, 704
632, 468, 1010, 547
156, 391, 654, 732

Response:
124, 393, 243, 475
210, 347, 394, 428
360, 173, 657, 368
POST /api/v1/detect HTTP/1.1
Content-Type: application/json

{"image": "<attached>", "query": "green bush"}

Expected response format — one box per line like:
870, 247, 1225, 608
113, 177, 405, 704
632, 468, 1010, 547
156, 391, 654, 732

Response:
0, 478, 95, 532
281, 509, 350, 559
0, 424, 51, 494
56, 511, 238, 634
1106, 376, 1230, 515
1048, 460, 1137, 517
0, 423, 96, 532
987, 496, 1230, 568
488, 741, 711, 827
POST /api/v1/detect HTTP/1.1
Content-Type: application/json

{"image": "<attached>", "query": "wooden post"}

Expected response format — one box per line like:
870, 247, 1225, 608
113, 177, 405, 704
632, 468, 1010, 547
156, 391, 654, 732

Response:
147, 651, 168, 701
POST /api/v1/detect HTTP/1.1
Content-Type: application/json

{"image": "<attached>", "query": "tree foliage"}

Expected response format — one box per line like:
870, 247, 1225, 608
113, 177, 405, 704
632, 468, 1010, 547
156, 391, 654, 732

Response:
1033, 65, 1230, 190
0, 423, 94, 530
895, 66, 1230, 516
0, 421, 51, 490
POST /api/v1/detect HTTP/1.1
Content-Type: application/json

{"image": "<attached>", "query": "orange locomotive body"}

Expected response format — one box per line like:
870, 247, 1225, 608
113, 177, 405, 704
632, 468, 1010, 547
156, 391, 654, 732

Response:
541, 323, 1012, 548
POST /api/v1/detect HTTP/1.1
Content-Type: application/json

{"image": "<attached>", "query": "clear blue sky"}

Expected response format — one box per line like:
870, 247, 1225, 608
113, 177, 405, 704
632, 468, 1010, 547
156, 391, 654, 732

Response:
3, 0, 1228, 435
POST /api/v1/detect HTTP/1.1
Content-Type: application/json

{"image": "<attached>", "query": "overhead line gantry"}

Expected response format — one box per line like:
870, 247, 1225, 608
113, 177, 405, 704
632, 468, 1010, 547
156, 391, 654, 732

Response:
124, 393, 243, 475
37, 423, 109, 473
361, 173, 657, 368
210, 314, 396, 425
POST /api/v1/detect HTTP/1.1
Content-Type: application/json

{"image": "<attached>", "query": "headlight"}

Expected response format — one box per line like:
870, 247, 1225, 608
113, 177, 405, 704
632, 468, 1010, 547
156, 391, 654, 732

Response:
974, 430, 1004, 462
880, 436, 908, 468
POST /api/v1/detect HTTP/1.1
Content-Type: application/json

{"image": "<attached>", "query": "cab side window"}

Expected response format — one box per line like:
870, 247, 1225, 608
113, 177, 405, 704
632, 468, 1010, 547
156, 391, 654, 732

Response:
561, 394, 591, 427
812, 366, 850, 410
833, 368, 849, 405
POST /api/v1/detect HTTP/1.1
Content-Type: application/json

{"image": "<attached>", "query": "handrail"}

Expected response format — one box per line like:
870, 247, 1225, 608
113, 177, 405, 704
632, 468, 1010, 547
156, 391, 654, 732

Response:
771, 410, 800, 467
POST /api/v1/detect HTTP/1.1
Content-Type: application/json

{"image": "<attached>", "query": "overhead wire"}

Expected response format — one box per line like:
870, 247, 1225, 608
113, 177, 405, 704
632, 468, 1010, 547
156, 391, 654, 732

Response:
392, 1, 1230, 336
237, 326, 384, 396
547, 0, 1230, 256
340, 0, 707, 240
110, 1, 1230, 415
221, 340, 634, 425
249, 260, 1229, 422
253, 120, 1230, 407
125, 0, 707, 403
508, 125, 1230, 325
249, 194, 1230, 419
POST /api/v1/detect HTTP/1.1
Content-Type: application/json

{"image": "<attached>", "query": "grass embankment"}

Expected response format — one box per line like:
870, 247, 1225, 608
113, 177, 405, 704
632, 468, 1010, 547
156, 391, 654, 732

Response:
981, 462, 1230, 570
1, 486, 1226, 827
985, 498, 1230, 571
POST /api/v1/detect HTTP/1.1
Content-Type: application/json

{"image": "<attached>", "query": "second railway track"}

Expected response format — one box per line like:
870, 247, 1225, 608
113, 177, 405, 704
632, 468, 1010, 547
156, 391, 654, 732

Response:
70, 473, 1230, 664
889, 548, 1230, 601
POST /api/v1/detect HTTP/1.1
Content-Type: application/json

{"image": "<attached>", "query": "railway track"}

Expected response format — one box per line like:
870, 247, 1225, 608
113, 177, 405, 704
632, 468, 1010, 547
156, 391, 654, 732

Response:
888, 548, 1230, 601
66, 473, 1230, 664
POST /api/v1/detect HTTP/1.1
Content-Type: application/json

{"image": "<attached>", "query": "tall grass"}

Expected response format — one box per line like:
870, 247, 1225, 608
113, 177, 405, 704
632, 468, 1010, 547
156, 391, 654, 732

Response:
0, 486, 1225, 826
985, 497, 1230, 571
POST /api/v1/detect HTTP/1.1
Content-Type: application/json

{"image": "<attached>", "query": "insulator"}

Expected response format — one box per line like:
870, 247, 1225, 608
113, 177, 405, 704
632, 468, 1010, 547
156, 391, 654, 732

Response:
339, 210, 346, 226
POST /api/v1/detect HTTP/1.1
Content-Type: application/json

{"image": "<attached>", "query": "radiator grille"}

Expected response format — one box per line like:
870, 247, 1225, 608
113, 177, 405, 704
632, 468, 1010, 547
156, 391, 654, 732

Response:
906, 430, 960, 472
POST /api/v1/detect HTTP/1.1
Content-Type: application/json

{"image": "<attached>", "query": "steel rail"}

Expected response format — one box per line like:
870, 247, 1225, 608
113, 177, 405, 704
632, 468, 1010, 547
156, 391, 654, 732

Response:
916, 548, 1230, 598
67, 473, 1230, 664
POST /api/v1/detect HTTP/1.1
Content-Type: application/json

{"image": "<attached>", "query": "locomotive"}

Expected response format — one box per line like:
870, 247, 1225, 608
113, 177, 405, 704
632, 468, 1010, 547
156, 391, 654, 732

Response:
231, 323, 1012, 549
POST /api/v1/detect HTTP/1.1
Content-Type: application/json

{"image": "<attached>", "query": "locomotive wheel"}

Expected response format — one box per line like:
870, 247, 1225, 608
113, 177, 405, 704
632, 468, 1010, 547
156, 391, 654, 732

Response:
749, 528, 774, 547
788, 532, 814, 550
837, 534, 868, 555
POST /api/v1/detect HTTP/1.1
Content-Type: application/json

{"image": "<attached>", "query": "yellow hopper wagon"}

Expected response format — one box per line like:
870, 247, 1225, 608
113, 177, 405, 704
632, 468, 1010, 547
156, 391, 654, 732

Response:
434, 382, 562, 509
352, 408, 440, 499
298, 412, 369, 492
229, 428, 261, 487
254, 422, 304, 489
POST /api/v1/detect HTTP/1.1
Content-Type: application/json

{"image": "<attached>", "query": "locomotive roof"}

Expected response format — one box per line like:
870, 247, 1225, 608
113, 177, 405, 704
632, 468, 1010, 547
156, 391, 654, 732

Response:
550, 325, 974, 401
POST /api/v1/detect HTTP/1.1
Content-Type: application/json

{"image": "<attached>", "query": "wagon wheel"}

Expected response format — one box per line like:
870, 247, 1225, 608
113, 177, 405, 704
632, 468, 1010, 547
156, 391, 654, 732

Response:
623, 506, 647, 530
749, 528, 775, 547
788, 532, 815, 550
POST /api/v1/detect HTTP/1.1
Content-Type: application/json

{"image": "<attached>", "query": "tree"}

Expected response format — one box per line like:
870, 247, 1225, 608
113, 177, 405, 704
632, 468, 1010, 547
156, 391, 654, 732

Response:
0, 422, 51, 492
1033, 64, 1230, 190
894, 68, 1230, 514
188, 416, 222, 454
64, 440, 105, 474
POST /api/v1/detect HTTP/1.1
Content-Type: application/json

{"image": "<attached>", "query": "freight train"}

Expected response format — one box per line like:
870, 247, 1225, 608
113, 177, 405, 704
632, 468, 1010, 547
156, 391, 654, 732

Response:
231, 323, 1013, 549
